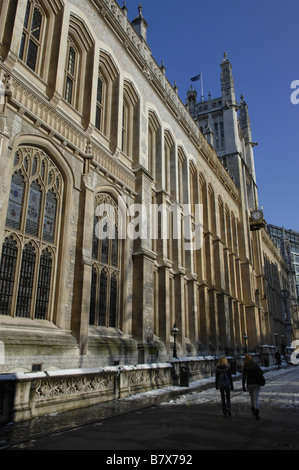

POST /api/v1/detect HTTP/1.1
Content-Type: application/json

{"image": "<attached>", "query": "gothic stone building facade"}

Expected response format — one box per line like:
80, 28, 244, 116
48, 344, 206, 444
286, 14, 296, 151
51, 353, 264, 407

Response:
186, 57, 294, 351
0, 0, 292, 373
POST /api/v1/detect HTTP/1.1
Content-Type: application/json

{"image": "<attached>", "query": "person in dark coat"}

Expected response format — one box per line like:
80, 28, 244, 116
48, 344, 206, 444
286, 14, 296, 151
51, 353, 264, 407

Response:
242, 354, 265, 420
215, 357, 234, 417
275, 351, 281, 369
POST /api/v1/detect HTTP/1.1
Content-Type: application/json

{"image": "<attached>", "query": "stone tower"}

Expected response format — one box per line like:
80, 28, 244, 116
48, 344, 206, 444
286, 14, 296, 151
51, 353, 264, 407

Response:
186, 53, 259, 213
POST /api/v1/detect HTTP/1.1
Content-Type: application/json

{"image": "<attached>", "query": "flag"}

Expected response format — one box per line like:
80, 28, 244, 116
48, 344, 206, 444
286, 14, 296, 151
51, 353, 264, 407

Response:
190, 74, 201, 82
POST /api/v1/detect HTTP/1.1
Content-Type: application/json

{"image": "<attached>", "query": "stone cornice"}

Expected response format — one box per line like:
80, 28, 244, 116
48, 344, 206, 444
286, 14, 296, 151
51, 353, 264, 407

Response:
2, 64, 136, 196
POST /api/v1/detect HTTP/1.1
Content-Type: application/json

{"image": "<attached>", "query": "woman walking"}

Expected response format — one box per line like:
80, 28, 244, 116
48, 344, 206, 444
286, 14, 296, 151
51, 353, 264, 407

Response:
242, 354, 265, 421
215, 357, 234, 417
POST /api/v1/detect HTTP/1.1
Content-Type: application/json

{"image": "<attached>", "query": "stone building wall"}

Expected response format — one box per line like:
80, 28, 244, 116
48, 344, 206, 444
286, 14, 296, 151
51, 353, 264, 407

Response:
0, 0, 290, 373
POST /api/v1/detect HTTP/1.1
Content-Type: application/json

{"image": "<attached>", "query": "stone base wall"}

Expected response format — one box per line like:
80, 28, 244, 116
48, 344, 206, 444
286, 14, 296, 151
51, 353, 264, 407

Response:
0, 353, 278, 424
0, 357, 218, 424
0, 363, 174, 424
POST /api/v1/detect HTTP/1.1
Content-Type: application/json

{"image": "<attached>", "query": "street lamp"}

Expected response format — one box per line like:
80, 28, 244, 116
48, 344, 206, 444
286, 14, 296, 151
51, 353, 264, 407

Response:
171, 324, 179, 359
243, 333, 248, 354
281, 334, 285, 355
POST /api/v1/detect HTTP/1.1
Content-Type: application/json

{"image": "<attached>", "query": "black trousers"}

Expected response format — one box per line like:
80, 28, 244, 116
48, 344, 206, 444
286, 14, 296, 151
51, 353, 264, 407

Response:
220, 387, 231, 414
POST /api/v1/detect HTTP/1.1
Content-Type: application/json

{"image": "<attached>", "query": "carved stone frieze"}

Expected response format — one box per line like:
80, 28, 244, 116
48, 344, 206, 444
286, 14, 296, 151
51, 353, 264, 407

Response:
35, 372, 115, 402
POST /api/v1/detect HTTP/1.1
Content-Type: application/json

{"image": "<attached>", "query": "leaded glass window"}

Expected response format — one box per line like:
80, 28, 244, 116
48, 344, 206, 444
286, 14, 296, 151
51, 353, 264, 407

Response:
67, 46, 76, 76
0, 146, 63, 321
89, 267, 97, 326
65, 77, 74, 105
0, 238, 18, 316
35, 250, 53, 320
109, 274, 118, 328
19, 1, 45, 73
101, 227, 109, 264
122, 102, 129, 154
95, 75, 107, 133
99, 269, 108, 326
6, 147, 62, 243
89, 194, 120, 328
25, 181, 42, 237
43, 191, 57, 243
95, 77, 103, 131
6, 172, 25, 231
64, 41, 79, 106
111, 228, 118, 267
15, 243, 36, 318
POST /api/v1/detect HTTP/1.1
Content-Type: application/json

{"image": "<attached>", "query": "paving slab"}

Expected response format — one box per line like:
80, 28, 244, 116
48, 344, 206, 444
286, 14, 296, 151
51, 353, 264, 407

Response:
1, 367, 298, 452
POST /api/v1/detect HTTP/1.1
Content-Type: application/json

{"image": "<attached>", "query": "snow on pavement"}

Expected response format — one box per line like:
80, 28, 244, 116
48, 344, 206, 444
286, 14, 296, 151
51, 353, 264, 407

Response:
124, 367, 299, 411
160, 367, 299, 410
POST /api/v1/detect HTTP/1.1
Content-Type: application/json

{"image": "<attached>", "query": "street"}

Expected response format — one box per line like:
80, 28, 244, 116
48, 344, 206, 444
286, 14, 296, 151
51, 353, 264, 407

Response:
1, 367, 299, 452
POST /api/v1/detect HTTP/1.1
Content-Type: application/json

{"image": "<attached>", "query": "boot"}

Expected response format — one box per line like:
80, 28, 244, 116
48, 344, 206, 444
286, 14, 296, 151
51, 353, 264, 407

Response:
255, 409, 261, 420
251, 407, 255, 416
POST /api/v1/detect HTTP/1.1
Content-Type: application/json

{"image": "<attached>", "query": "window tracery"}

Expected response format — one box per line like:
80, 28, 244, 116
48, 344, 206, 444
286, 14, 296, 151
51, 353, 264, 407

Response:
0, 147, 63, 321
89, 194, 120, 328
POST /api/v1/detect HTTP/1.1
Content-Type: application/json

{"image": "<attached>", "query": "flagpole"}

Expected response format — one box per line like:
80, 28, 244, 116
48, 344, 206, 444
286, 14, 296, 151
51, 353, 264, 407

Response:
190, 74, 203, 99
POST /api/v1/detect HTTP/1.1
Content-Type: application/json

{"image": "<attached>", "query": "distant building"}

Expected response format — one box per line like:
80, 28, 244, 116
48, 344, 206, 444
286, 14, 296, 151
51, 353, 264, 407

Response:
268, 225, 299, 339
268, 226, 299, 300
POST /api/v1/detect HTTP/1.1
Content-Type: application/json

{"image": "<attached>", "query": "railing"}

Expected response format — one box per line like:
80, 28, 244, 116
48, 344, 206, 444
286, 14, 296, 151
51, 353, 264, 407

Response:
0, 358, 219, 423
0, 363, 173, 423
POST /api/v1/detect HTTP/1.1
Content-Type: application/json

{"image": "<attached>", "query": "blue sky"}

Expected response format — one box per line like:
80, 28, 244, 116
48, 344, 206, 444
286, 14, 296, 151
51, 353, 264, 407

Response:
120, 0, 299, 231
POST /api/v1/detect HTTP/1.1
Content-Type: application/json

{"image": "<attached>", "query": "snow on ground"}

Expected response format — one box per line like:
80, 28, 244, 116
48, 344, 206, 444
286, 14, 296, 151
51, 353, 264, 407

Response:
161, 367, 299, 410
124, 367, 299, 410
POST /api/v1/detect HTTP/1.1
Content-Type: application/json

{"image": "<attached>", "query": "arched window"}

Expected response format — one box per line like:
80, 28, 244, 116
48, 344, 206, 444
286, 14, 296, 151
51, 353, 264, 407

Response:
95, 51, 119, 147
178, 147, 187, 205
89, 194, 120, 328
122, 81, 139, 160
0, 147, 63, 320
19, 0, 45, 73
63, 15, 94, 116
121, 100, 129, 155
64, 40, 79, 106
148, 111, 161, 180
95, 75, 105, 132
164, 130, 175, 196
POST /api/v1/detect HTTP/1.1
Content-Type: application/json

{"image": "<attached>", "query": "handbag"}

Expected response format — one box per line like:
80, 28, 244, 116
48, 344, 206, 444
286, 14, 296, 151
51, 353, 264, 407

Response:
256, 368, 266, 386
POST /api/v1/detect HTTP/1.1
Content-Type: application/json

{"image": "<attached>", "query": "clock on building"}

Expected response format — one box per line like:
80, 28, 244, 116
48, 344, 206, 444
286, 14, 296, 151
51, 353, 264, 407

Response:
251, 210, 263, 222
250, 210, 265, 231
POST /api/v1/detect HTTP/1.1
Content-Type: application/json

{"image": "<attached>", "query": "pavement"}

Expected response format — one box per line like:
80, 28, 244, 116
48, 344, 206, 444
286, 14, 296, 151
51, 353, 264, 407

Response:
0, 367, 299, 453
